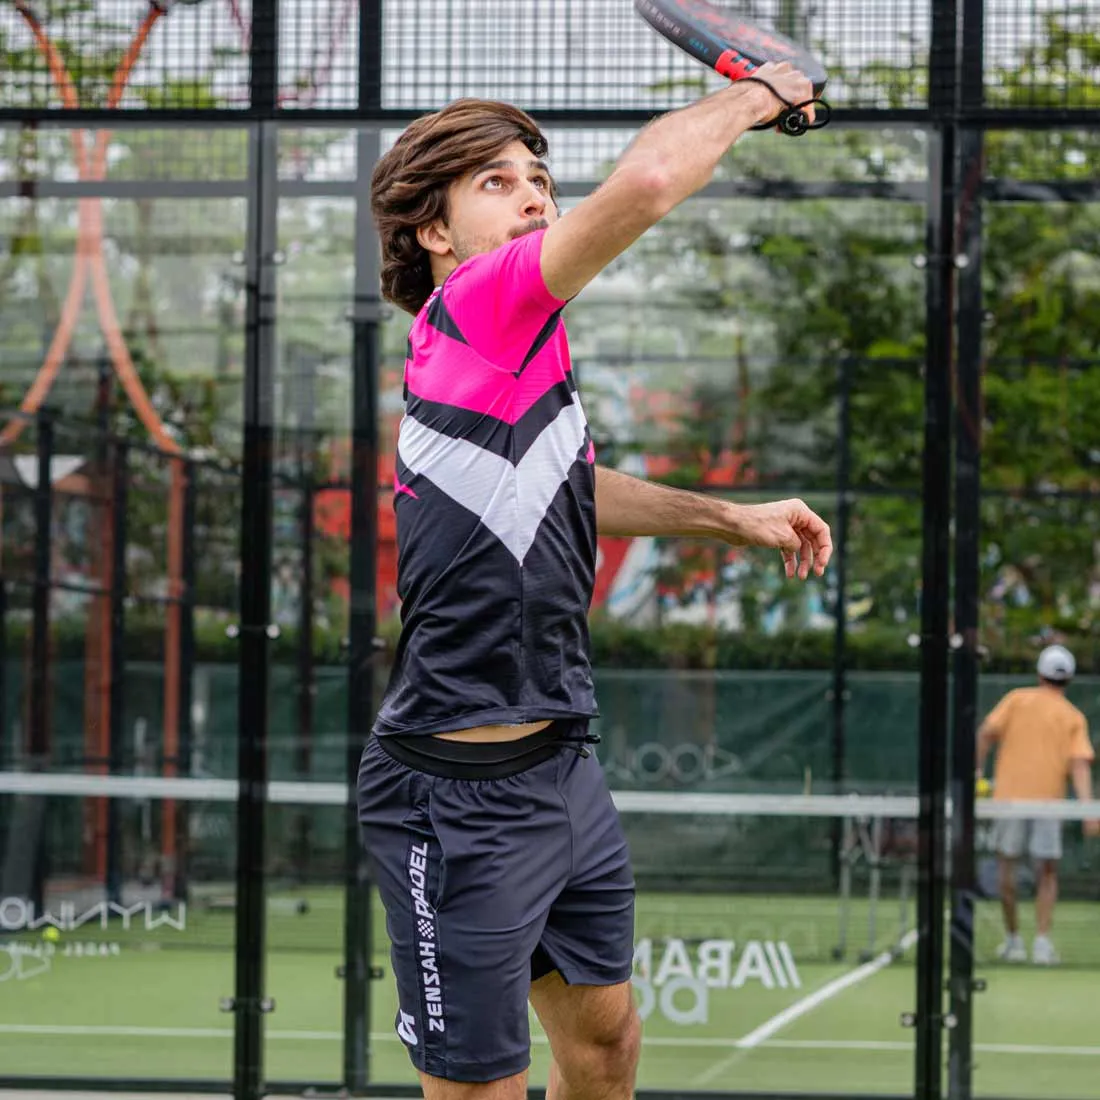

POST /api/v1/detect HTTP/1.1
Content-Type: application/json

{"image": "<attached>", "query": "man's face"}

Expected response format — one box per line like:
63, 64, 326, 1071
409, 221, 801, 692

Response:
418, 139, 559, 276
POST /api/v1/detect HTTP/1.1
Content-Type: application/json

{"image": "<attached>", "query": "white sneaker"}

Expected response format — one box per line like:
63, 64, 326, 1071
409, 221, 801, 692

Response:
997, 934, 1027, 962
1032, 936, 1060, 966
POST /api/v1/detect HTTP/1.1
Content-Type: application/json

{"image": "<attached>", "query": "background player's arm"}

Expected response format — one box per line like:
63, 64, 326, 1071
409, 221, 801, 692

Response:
1070, 759, 1093, 804
975, 717, 1000, 778
594, 465, 831, 580
539, 64, 812, 302
1068, 720, 1099, 836
1070, 760, 1100, 837
976, 694, 1014, 777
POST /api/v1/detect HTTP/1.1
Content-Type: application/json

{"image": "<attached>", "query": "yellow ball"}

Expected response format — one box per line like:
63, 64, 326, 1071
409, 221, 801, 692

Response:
976, 778, 992, 799
41, 927, 61, 943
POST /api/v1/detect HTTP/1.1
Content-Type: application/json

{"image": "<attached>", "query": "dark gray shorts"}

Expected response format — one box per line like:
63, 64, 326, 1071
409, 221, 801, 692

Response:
356, 724, 635, 1084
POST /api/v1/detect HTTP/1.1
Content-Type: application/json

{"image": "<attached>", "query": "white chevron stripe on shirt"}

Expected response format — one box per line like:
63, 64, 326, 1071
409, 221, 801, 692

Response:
397, 399, 588, 565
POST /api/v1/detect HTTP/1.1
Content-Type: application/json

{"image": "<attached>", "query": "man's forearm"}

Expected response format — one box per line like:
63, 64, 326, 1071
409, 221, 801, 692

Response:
593, 466, 834, 579
595, 466, 737, 539
1071, 759, 1093, 804
611, 81, 773, 215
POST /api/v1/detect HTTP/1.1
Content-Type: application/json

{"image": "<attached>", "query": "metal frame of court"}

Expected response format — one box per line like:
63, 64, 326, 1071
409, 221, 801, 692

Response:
2, 2, 1100, 1100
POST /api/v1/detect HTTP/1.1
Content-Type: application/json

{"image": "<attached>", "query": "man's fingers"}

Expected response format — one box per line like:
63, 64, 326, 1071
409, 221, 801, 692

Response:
781, 502, 833, 577
811, 521, 833, 573
798, 534, 814, 580
760, 503, 833, 580
781, 548, 797, 579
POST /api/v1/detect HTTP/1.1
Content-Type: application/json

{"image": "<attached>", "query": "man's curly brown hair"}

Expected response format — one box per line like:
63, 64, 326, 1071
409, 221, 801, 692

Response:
370, 98, 555, 316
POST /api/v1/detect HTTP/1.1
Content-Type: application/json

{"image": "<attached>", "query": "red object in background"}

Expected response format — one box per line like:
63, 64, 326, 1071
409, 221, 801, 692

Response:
592, 537, 633, 609
314, 488, 352, 540
314, 483, 401, 618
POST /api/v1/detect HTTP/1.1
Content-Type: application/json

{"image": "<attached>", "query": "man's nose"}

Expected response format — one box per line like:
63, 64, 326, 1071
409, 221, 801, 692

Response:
521, 185, 546, 217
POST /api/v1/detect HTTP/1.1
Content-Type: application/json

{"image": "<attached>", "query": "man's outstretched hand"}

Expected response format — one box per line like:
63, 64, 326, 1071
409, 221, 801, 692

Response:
723, 499, 833, 581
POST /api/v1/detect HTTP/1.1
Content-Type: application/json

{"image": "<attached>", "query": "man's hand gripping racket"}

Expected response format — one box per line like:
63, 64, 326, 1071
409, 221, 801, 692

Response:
635, 0, 832, 136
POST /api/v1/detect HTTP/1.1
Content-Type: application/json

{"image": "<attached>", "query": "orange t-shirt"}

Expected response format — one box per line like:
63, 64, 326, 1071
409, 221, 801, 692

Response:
986, 687, 1094, 801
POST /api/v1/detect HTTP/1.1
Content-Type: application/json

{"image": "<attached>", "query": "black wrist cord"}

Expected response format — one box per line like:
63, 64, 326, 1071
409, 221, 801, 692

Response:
739, 75, 832, 136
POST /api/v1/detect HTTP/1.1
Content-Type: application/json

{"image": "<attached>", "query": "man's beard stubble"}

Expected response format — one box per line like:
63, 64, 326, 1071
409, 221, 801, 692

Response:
509, 217, 549, 240
452, 217, 549, 264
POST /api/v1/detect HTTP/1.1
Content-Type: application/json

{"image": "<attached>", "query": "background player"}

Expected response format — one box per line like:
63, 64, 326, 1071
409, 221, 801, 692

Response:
977, 644, 1098, 965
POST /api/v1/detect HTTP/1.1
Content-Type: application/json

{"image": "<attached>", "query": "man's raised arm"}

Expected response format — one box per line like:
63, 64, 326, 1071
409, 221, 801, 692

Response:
539, 63, 813, 302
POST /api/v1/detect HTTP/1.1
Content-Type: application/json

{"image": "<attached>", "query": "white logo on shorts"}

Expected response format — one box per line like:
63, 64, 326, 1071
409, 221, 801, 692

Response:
408, 841, 446, 1034
396, 1009, 418, 1047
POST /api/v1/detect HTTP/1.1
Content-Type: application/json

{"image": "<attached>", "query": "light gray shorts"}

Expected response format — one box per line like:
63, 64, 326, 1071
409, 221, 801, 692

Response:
993, 817, 1062, 861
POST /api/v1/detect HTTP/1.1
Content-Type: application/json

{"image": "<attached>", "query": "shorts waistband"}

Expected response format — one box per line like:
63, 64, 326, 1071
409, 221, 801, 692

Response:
375, 721, 600, 780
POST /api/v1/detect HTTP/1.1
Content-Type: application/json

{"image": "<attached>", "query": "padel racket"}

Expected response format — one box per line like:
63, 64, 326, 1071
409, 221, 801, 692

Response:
635, 0, 831, 136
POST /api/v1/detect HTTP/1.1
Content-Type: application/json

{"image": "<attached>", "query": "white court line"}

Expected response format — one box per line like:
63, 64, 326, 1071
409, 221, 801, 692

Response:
692, 928, 920, 1087
740, 929, 921, 1050
0, 1024, 1098, 1059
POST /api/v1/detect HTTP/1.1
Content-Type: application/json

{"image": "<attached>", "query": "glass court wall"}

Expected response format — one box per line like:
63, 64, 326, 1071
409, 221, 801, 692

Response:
1, 2, 1099, 1099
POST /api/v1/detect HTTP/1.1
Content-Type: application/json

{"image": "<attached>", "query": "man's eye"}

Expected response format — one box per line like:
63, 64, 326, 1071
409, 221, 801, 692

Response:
534, 177, 550, 190
483, 176, 505, 189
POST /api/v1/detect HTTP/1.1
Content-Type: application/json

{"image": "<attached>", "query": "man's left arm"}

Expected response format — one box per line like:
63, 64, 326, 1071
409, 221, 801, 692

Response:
1069, 720, 1098, 837
594, 465, 832, 581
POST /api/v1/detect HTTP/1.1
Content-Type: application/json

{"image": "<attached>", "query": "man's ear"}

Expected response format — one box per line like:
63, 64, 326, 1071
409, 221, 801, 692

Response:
416, 219, 453, 257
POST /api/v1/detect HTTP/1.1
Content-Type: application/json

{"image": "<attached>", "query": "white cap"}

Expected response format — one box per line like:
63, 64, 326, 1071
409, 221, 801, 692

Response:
1037, 645, 1075, 683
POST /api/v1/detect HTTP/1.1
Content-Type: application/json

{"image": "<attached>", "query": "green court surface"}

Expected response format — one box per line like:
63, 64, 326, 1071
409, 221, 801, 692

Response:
1, 890, 1096, 1097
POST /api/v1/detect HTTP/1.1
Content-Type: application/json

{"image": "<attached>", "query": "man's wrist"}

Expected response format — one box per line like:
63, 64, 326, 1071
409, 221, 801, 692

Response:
737, 79, 780, 125
710, 500, 753, 543
678, 495, 746, 541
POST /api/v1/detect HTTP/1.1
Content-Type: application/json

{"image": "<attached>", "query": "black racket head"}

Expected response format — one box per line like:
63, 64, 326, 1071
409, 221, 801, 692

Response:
635, 0, 828, 98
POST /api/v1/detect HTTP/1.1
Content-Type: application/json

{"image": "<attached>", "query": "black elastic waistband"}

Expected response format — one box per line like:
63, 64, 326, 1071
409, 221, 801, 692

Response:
376, 721, 600, 780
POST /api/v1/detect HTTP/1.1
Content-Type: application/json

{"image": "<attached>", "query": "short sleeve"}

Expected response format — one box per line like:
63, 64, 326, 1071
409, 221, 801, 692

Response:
441, 229, 567, 368
1070, 715, 1095, 761
984, 692, 1016, 737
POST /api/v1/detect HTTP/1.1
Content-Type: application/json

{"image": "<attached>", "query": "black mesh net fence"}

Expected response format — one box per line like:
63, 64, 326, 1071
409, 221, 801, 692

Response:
378, 0, 932, 113
985, 0, 1100, 111
1, 0, 1093, 118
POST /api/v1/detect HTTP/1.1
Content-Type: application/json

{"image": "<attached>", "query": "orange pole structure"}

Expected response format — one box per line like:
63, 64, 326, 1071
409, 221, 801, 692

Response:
7, 2, 181, 892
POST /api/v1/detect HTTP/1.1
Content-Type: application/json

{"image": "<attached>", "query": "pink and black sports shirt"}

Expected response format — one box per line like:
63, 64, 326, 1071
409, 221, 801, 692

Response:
373, 229, 599, 736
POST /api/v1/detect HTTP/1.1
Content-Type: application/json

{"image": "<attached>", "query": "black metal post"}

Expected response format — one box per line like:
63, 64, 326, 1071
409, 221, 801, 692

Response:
29, 412, 53, 766
94, 354, 111, 477
344, 123, 384, 1094
947, 125, 983, 1100
296, 360, 316, 883
0, 573, 6, 769
914, 4, 959, 1098
947, 1, 986, 1093
831, 357, 852, 794
27, 412, 54, 913
176, 461, 197, 902
234, 6, 279, 1091
358, 0, 384, 115
105, 441, 129, 906
830, 358, 852, 886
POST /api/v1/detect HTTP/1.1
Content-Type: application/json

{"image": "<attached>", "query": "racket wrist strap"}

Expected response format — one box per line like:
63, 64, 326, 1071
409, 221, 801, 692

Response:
739, 75, 830, 136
